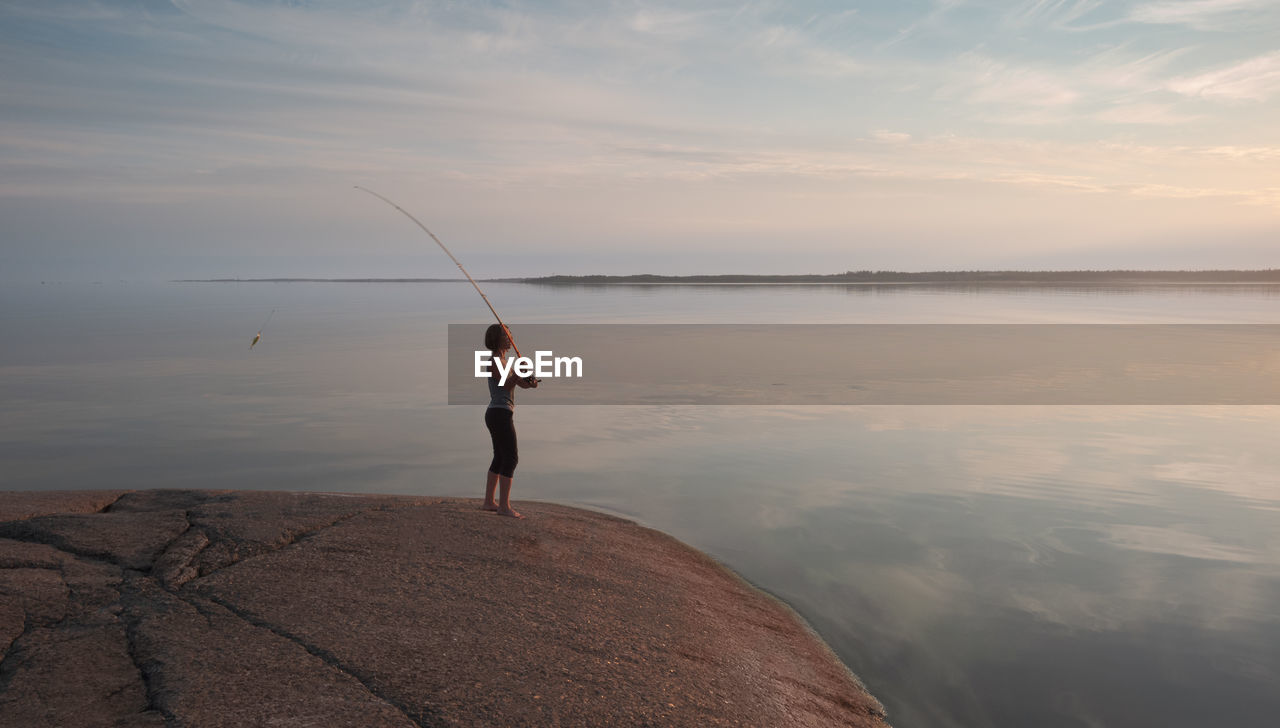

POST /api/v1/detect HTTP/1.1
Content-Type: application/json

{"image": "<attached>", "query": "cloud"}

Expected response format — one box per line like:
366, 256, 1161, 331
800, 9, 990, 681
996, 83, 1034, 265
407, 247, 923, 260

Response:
1129, 0, 1277, 30
629, 7, 716, 39
870, 130, 912, 143
879, 0, 965, 48
1079, 47, 1191, 92
1167, 50, 1280, 100
3, 0, 1280, 273
943, 44, 1193, 120
945, 53, 1080, 109
1004, 0, 1109, 30
1092, 103, 1202, 125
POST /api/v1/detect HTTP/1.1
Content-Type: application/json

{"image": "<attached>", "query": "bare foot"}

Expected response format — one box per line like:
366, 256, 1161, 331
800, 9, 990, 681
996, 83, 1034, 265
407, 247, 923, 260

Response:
480, 502, 499, 512
496, 507, 524, 519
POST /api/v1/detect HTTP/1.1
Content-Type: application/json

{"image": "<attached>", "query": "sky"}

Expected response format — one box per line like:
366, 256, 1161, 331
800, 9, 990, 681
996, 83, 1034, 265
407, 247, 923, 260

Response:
1, 0, 1279, 279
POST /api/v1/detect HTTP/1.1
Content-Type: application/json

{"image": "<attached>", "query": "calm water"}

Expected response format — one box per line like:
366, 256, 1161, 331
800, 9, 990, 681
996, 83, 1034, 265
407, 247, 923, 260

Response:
3, 280, 1280, 728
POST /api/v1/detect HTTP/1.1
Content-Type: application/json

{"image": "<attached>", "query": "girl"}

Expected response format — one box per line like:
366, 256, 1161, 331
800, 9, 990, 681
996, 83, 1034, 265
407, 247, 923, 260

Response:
482, 323, 537, 518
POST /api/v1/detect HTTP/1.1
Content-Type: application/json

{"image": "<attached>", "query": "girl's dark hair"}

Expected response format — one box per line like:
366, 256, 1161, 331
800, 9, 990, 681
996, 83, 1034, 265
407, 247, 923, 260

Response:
484, 323, 508, 351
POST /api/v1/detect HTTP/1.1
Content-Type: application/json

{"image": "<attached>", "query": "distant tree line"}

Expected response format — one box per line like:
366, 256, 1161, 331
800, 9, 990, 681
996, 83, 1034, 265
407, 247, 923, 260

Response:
522, 269, 1280, 284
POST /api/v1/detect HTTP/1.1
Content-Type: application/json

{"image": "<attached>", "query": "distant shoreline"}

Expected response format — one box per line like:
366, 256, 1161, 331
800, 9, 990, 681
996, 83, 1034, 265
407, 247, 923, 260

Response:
178, 269, 1280, 285
521, 270, 1280, 284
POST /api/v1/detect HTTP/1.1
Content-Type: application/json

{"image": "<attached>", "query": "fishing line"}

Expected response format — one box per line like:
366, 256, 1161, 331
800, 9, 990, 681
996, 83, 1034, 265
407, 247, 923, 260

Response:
354, 185, 526, 359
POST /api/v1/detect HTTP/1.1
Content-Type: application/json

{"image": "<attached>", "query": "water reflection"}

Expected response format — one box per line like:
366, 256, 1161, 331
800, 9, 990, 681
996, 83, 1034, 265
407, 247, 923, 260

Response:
528, 406, 1280, 728
2, 281, 1279, 727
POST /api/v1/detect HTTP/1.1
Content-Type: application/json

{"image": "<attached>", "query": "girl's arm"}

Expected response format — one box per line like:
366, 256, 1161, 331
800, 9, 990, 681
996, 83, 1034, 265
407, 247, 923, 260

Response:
491, 352, 537, 389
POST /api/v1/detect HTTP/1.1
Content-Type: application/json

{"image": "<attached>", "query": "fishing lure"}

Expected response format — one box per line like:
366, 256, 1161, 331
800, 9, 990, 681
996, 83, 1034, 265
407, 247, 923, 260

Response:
250, 308, 275, 349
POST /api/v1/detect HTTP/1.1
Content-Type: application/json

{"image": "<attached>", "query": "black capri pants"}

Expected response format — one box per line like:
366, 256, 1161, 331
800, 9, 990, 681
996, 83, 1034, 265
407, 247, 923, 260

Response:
485, 407, 518, 478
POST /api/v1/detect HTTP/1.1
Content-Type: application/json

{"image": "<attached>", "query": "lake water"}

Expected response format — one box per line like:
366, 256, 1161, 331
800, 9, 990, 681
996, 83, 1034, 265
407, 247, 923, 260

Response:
3, 280, 1279, 727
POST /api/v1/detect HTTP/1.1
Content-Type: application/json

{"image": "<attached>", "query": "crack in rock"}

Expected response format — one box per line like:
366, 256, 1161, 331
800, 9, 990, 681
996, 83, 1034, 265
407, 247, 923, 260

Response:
197, 592, 435, 728
153, 512, 210, 590
189, 505, 420, 582
0, 537, 115, 569
0, 611, 30, 692
97, 492, 130, 514
0, 511, 190, 572
119, 578, 179, 727
155, 530, 209, 590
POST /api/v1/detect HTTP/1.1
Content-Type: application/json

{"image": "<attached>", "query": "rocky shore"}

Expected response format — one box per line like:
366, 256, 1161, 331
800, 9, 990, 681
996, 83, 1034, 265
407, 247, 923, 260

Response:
0, 489, 887, 727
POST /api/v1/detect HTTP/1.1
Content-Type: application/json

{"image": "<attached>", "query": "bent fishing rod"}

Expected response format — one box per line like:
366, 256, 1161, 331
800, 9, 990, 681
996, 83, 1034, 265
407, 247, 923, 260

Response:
354, 185, 529, 363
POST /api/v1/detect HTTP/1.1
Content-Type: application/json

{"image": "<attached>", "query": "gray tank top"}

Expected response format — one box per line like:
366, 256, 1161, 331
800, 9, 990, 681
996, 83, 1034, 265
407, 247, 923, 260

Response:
487, 366, 514, 411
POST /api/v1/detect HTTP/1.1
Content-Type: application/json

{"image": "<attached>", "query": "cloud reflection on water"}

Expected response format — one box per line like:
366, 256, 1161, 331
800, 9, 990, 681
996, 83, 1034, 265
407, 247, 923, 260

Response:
3, 281, 1280, 727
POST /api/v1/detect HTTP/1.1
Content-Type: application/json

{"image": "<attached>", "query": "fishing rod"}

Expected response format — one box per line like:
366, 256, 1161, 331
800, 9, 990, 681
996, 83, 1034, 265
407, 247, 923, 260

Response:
354, 185, 527, 361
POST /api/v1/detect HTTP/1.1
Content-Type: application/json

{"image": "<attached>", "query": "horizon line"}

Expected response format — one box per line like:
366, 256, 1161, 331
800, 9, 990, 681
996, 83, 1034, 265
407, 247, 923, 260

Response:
173, 268, 1280, 285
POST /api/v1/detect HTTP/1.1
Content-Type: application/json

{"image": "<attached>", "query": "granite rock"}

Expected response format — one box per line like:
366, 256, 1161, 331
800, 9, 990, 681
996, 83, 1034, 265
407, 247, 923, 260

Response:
0, 490, 888, 727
